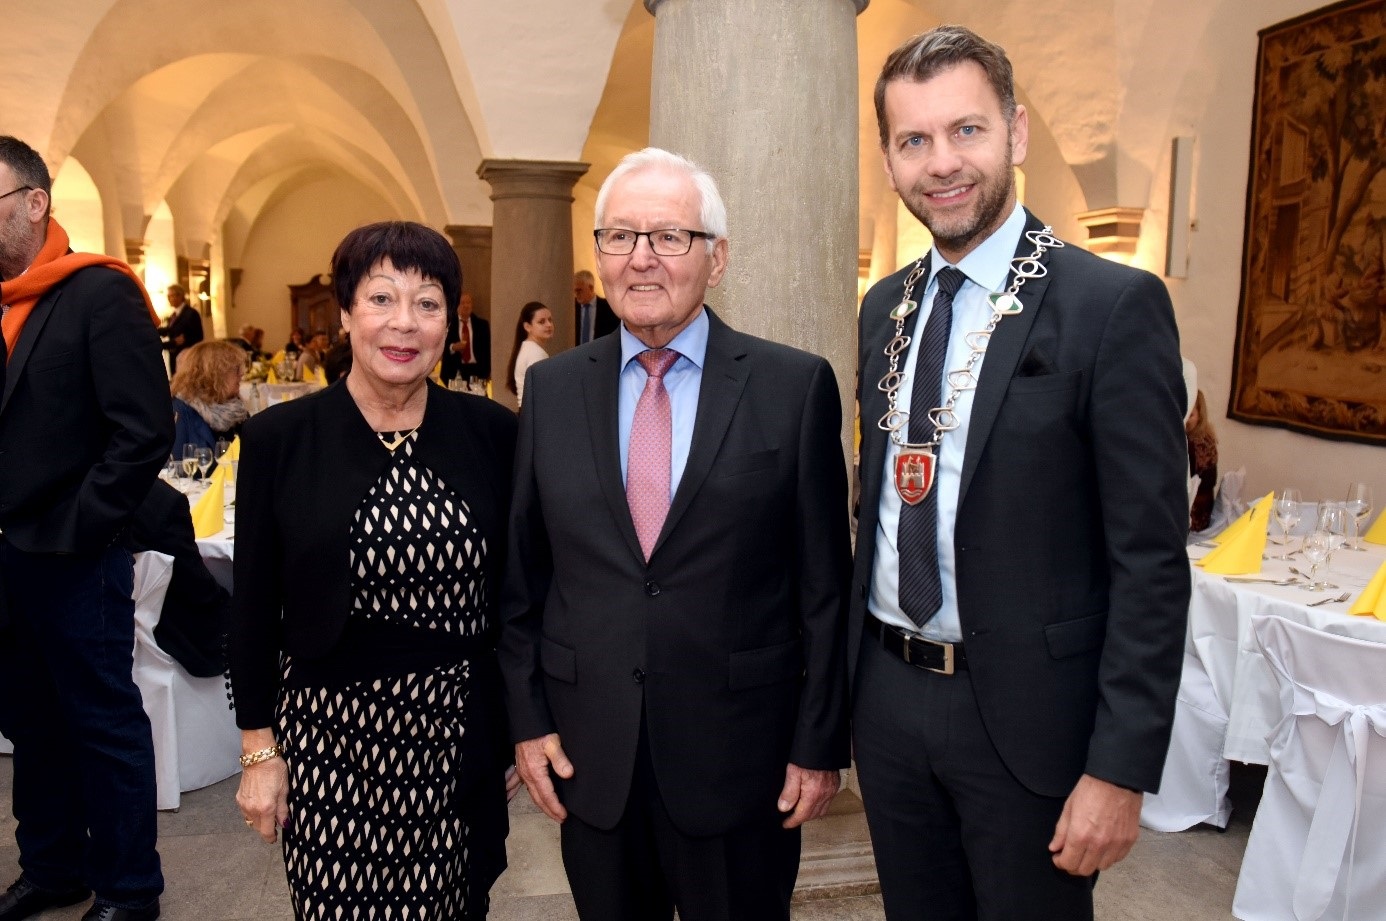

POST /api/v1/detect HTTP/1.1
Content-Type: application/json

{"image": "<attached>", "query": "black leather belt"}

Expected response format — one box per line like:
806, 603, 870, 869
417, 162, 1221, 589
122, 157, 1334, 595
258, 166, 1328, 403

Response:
866, 613, 967, 674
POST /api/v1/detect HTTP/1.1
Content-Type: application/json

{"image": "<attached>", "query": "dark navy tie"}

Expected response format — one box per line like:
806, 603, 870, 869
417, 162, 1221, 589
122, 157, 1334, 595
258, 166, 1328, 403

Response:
897, 266, 966, 628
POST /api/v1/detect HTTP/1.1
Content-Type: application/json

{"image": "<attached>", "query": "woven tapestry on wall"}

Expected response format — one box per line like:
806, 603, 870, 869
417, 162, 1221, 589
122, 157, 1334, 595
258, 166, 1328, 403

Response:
1229, 0, 1386, 444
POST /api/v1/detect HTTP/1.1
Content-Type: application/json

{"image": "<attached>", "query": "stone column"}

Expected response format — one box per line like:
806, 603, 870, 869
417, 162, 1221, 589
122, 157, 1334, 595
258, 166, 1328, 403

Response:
444, 224, 494, 320
477, 160, 589, 408
645, 0, 868, 462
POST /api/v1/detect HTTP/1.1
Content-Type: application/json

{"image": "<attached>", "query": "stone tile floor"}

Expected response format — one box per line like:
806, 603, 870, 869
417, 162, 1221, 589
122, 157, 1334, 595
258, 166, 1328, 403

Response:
0, 757, 1262, 919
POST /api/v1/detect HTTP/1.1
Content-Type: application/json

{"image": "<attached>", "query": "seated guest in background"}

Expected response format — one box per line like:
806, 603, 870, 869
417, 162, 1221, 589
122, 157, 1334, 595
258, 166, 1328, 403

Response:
295, 328, 331, 382
283, 326, 306, 358
231, 221, 519, 920
125, 479, 231, 678
228, 324, 265, 360
170, 340, 248, 459
442, 292, 491, 384
1186, 389, 1218, 533
573, 269, 617, 345
505, 301, 553, 408
322, 332, 352, 382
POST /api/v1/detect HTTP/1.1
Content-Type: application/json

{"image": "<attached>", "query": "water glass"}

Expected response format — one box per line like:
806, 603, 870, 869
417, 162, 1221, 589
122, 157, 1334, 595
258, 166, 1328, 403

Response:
1301, 530, 1335, 591
195, 446, 215, 481
1272, 488, 1301, 556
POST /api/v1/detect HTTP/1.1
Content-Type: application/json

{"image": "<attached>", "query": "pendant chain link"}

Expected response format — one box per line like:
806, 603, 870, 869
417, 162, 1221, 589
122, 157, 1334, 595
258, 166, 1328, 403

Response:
876, 227, 1063, 452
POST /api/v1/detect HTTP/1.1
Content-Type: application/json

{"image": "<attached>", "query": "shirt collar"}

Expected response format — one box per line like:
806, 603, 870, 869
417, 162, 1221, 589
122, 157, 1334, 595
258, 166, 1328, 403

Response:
927, 201, 1027, 294
620, 306, 709, 371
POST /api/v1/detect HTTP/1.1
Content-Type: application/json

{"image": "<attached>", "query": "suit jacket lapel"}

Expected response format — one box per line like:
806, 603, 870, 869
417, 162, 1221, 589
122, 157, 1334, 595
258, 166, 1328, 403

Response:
653, 309, 748, 558
1, 286, 61, 415
958, 211, 1055, 505
582, 333, 646, 563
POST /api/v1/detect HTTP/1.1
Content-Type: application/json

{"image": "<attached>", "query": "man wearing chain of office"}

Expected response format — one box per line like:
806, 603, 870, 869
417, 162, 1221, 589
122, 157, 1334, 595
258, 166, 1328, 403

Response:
850, 25, 1190, 920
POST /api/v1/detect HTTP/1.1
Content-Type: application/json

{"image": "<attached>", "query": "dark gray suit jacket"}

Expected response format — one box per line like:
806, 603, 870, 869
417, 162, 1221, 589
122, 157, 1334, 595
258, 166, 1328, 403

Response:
0, 265, 172, 555
499, 308, 851, 836
852, 211, 1190, 797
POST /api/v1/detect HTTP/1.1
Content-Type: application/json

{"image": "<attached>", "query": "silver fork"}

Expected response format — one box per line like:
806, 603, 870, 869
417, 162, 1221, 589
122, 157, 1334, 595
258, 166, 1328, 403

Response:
1307, 592, 1352, 607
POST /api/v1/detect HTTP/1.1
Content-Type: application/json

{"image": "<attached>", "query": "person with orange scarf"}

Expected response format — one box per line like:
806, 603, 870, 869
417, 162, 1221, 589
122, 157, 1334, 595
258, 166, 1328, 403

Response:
0, 136, 172, 921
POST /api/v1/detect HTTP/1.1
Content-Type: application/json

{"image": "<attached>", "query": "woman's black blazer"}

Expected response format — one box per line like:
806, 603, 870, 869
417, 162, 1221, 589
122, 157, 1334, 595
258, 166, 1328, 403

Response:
228, 378, 517, 728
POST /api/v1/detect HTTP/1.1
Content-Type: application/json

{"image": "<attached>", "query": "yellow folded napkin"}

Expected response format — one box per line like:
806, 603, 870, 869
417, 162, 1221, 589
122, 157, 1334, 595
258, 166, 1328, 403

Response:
1349, 562, 1386, 620
266, 365, 280, 384
1212, 492, 1273, 546
190, 474, 225, 539
1198, 492, 1273, 575
1363, 512, 1386, 546
312, 365, 328, 386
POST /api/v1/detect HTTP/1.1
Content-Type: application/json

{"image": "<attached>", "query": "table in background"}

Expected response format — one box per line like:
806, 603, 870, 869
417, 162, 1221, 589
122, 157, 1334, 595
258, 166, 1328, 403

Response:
1186, 541, 1386, 764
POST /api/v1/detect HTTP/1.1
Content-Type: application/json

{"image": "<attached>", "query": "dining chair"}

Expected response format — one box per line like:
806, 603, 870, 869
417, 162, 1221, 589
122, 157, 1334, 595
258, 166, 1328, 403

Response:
1232, 614, 1386, 920
131, 550, 242, 811
1140, 644, 1232, 832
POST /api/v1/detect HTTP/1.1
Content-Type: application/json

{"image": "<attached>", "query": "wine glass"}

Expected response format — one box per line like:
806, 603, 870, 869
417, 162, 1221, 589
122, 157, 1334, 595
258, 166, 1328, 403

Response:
1315, 502, 1355, 574
1300, 530, 1335, 591
215, 438, 231, 464
195, 446, 215, 481
181, 445, 200, 484
1272, 488, 1301, 556
1344, 483, 1372, 551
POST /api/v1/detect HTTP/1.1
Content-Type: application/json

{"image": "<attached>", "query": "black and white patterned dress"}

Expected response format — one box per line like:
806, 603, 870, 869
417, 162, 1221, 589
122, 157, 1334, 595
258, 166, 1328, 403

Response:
276, 431, 491, 920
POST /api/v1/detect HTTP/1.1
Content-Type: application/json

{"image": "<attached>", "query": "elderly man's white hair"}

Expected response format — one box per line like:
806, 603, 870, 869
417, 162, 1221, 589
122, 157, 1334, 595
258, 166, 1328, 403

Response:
594, 147, 728, 251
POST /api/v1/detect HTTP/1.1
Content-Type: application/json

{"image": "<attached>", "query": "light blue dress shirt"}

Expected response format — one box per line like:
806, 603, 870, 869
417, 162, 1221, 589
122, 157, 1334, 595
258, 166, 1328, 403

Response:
869, 203, 1027, 643
618, 308, 708, 496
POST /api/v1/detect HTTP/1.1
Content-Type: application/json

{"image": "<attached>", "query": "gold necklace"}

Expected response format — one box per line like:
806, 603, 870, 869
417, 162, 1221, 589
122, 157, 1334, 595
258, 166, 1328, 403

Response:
378, 428, 419, 453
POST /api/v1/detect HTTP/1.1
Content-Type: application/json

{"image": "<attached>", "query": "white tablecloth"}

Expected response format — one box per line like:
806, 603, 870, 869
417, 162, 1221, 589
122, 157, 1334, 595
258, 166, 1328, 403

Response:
1187, 541, 1386, 764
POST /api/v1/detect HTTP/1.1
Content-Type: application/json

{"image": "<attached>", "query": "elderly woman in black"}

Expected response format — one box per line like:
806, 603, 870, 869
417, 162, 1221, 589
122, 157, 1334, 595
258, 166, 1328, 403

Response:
230, 222, 517, 920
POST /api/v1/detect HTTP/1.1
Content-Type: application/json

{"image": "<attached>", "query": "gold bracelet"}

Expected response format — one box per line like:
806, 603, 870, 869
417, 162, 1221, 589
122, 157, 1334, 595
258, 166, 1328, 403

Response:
239, 744, 282, 767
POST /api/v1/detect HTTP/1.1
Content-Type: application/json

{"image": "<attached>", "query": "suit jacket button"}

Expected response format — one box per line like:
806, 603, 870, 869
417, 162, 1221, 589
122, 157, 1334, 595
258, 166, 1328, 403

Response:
632, 668, 645, 684
644, 581, 660, 597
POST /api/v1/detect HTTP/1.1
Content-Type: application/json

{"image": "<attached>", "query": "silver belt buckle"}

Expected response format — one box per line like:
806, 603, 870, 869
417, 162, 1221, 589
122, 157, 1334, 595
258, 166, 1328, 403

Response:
904, 635, 955, 676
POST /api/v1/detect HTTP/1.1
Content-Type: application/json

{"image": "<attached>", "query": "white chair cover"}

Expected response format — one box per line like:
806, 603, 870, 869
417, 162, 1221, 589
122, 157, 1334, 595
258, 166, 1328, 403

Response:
131, 550, 242, 810
1205, 466, 1247, 538
1232, 614, 1386, 920
1141, 647, 1232, 831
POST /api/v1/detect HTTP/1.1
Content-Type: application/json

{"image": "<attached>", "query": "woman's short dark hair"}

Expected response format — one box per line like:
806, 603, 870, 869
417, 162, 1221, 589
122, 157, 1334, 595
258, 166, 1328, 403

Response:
505, 301, 550, 396
331, 221, 461, 314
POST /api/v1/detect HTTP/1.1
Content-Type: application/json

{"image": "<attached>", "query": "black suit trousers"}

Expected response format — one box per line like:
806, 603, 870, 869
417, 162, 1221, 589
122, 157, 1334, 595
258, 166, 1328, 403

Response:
852, 635, 1093, 921
559, 713, 800, 921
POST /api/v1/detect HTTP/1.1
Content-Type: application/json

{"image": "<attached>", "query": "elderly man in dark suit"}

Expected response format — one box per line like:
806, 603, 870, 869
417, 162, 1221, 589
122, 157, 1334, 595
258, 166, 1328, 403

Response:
851, 27, 1190, 921
500, 147, 851, 921
0, 136, 172, 921
572, 269, 618, 345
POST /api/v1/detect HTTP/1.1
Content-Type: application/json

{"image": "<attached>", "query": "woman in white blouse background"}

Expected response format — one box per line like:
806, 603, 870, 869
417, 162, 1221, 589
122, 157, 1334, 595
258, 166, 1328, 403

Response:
506, 301, 554, 408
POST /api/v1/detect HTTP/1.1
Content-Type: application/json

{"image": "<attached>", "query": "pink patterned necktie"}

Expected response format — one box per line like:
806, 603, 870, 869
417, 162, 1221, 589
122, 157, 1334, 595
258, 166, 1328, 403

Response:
627, 348, 681, 560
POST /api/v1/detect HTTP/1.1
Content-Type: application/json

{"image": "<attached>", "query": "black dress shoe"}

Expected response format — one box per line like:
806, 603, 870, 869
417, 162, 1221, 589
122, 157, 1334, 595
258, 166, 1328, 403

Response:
80, 901, 160, 921
0, 877, 91, 921
79, 897, 159, 919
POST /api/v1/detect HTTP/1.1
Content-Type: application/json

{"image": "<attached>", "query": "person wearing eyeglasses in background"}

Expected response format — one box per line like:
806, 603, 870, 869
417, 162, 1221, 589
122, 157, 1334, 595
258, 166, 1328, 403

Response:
499, 147, 851, 921
0, 135, 172, 921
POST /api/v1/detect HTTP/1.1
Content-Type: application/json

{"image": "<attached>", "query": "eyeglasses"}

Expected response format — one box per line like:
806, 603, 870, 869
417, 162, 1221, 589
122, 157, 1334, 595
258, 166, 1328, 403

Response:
0, 186, 32, 203
594, 228, 714, 257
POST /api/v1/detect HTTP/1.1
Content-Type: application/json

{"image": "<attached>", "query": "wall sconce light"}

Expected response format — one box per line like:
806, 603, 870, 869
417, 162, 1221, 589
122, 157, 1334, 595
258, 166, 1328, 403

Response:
1075, 206, 1144, 262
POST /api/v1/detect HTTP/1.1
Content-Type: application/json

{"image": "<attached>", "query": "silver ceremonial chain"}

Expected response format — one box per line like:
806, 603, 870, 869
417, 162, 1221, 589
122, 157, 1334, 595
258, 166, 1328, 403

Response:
877, 226, 1063, 451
